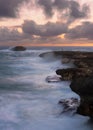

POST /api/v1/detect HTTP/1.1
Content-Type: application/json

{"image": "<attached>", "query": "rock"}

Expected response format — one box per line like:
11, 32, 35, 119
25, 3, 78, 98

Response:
12, 46, 26, 51
42, 50, 93, 117
56, 68, 77, 80
40, 51, 93, 59
70, 76, 93, 96
46, 75, 61, 82
58, 97, 79, 114
55, 51, 93, 117
74, 59, 93, 68
70, 76, 93, 117
56, 68, 93, 81
77, 98, 93, 117
62, 58, 71, 64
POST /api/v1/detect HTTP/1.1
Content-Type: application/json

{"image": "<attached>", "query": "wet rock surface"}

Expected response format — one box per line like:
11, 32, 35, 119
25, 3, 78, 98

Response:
46, 75, 61, 82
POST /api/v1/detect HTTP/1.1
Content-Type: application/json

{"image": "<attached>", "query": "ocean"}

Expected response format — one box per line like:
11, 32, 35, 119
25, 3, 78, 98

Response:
0, 46, 93, 130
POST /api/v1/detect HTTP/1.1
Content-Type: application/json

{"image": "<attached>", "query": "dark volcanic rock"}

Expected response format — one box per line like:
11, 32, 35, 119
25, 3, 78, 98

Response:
70, 76, 93, 117
12, 46, 26, 51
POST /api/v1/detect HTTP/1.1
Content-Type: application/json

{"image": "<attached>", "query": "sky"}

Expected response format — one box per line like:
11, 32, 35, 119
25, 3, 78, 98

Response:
0, 0, 93, 46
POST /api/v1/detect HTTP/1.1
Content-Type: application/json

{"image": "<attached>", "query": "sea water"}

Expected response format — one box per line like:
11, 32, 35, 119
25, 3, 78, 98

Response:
0, 46, 93, 130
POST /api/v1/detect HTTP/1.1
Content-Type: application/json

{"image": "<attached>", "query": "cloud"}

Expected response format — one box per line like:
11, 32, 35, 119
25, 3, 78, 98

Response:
37, 0, 53, 18
0, 0, 89, 19
0, 28, 62, 46
22, 20, 68, 37
37, 0, 89, 19
0, 20, 68, 45
69, 1, 89, 19
0, 0, 29, 18
0, 27, 29, 43
1, 20, 93, 46
53, 0, 69, 10
65, 22, 93, 40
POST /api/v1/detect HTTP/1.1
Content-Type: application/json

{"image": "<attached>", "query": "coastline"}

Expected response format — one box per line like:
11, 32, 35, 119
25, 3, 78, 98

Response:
0, 47, 93, 129
40, 50, 93, 118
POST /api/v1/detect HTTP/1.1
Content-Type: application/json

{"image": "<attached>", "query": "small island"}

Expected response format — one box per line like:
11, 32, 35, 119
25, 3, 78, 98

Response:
11, 46, 26, 51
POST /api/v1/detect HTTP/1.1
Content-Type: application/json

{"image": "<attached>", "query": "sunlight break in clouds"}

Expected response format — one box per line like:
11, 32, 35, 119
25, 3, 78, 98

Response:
0, 0, 92, 46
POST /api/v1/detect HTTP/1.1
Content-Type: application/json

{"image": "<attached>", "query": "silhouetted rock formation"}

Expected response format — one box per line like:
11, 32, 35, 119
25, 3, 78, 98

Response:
70, 76, 93, 117
12, 46, 26, 51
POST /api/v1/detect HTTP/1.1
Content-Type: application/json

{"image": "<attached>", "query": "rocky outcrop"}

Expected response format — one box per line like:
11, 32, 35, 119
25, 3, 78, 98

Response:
74, 58, 93, 68
12, 46, 26, 51
56, 68, 93, 80
40, 50, 93, 117
46, 75, 61, 82
70, 76, 93, 117
55, 51, 93, 117
40, 51, 93, 59
58, 97, 79, 114
56, 68, 77, 80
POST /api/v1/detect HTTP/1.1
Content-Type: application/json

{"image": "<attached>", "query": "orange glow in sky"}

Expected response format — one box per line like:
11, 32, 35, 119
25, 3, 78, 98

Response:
0, 0, 93, 46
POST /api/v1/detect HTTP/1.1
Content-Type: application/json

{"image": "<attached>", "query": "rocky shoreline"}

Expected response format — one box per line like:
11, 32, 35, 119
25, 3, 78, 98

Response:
56, 51, 93, 118
40, 51, 93, 118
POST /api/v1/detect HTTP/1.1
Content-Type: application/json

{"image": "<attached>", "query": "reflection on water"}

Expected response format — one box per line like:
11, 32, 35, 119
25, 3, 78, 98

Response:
0, 48, 92, 130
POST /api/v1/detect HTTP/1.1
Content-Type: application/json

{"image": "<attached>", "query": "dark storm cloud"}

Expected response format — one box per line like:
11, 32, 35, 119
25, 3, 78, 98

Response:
0, 0, 29, 18
0, 27, 30, 42
1, 21, 93, 45
0, 20, 68, 44
65, 22, 93, 40
69, 1, 89, 19
37, 0, 53, 17
53, 0, 69, 10
0, 27, 63, 45
37, 0, 89, 19
22, 20, 68, 37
